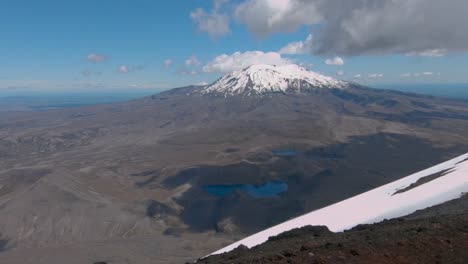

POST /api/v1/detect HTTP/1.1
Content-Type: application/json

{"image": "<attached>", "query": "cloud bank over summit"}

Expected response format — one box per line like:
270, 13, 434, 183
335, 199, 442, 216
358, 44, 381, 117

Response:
203, 51, 291, 73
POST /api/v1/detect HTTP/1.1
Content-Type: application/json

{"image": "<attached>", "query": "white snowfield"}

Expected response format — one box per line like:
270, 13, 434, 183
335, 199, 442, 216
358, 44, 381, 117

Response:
209, 152, 468, 256
201, 64, 347, 96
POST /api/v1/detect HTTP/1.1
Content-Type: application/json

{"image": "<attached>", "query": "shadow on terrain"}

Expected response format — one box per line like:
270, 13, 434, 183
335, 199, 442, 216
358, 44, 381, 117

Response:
146, 200, 175, 218
0, 169, 51, 197
165, 133, 466, 234
0, 234, 9, 252
130, 170, 160, 188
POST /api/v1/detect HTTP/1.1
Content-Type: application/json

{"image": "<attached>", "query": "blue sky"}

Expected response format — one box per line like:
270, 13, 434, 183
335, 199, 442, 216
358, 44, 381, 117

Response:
1, 0, 467, 94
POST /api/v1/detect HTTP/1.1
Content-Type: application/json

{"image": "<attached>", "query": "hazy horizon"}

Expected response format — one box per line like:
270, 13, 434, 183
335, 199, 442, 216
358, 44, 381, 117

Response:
1, 82, 467, 112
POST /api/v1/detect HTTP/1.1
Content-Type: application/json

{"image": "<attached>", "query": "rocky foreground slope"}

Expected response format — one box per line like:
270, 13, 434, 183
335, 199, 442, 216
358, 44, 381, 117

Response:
196, 194, 468, 264
197, 153, 468, 264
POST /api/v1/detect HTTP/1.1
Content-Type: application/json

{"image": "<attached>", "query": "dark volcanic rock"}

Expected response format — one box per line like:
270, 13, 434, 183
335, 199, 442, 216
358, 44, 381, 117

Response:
0, 235, 8, 252
196, 195, 468, 264
392, 168, 452, 195
146, 200, 174, 218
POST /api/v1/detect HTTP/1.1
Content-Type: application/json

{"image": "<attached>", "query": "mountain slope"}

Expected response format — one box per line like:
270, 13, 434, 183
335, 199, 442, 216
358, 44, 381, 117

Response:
1, 64, 468, 263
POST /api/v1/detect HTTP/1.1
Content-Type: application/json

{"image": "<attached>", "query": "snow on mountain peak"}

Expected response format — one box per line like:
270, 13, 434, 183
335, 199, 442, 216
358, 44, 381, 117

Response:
200, 64, 347, 96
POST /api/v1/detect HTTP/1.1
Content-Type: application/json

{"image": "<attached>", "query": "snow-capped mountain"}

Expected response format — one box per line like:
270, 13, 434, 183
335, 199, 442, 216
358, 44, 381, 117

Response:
200, 64, 348, 96
209, 152, 468, 256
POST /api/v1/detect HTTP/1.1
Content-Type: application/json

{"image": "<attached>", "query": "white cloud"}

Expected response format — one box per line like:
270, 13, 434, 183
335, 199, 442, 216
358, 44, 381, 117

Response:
81, 70, 102, 77
279, 34, 313, 55
178, 68, 198, 76
406, 49, 448, 57
197, 81, 209, 86
180, 70, 198, 75
87, 53, 106, 63
185, 55, 201, 67
336, 70, 345, 76
190, 0, 230, 39
325, 56, 344, 66
354, 74, 362, 78
368, 73, 384, 78
298, 62, 314, 69
232, 0, 468, 56
179, 55, 202, 75
118, 65, 130, 74
214, 0, 229, 9
129, 83, 156, 89
203, 50, 291, 73
234, 0, 322, 37
401, 72, 439, 78
164, 59, 173, 68
117, 65, 144, 74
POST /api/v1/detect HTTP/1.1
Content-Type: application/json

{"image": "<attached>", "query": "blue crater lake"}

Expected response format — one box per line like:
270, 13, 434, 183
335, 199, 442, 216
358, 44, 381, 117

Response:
203, 181, 288, 198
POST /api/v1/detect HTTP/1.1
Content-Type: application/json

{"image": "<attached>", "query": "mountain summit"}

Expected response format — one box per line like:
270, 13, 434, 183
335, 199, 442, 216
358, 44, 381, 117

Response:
200, 64, 348, 96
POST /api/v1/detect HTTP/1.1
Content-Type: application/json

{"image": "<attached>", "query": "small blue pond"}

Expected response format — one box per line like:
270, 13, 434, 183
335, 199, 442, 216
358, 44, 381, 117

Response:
203, 181, 288, 198
272, 149, 299, 156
